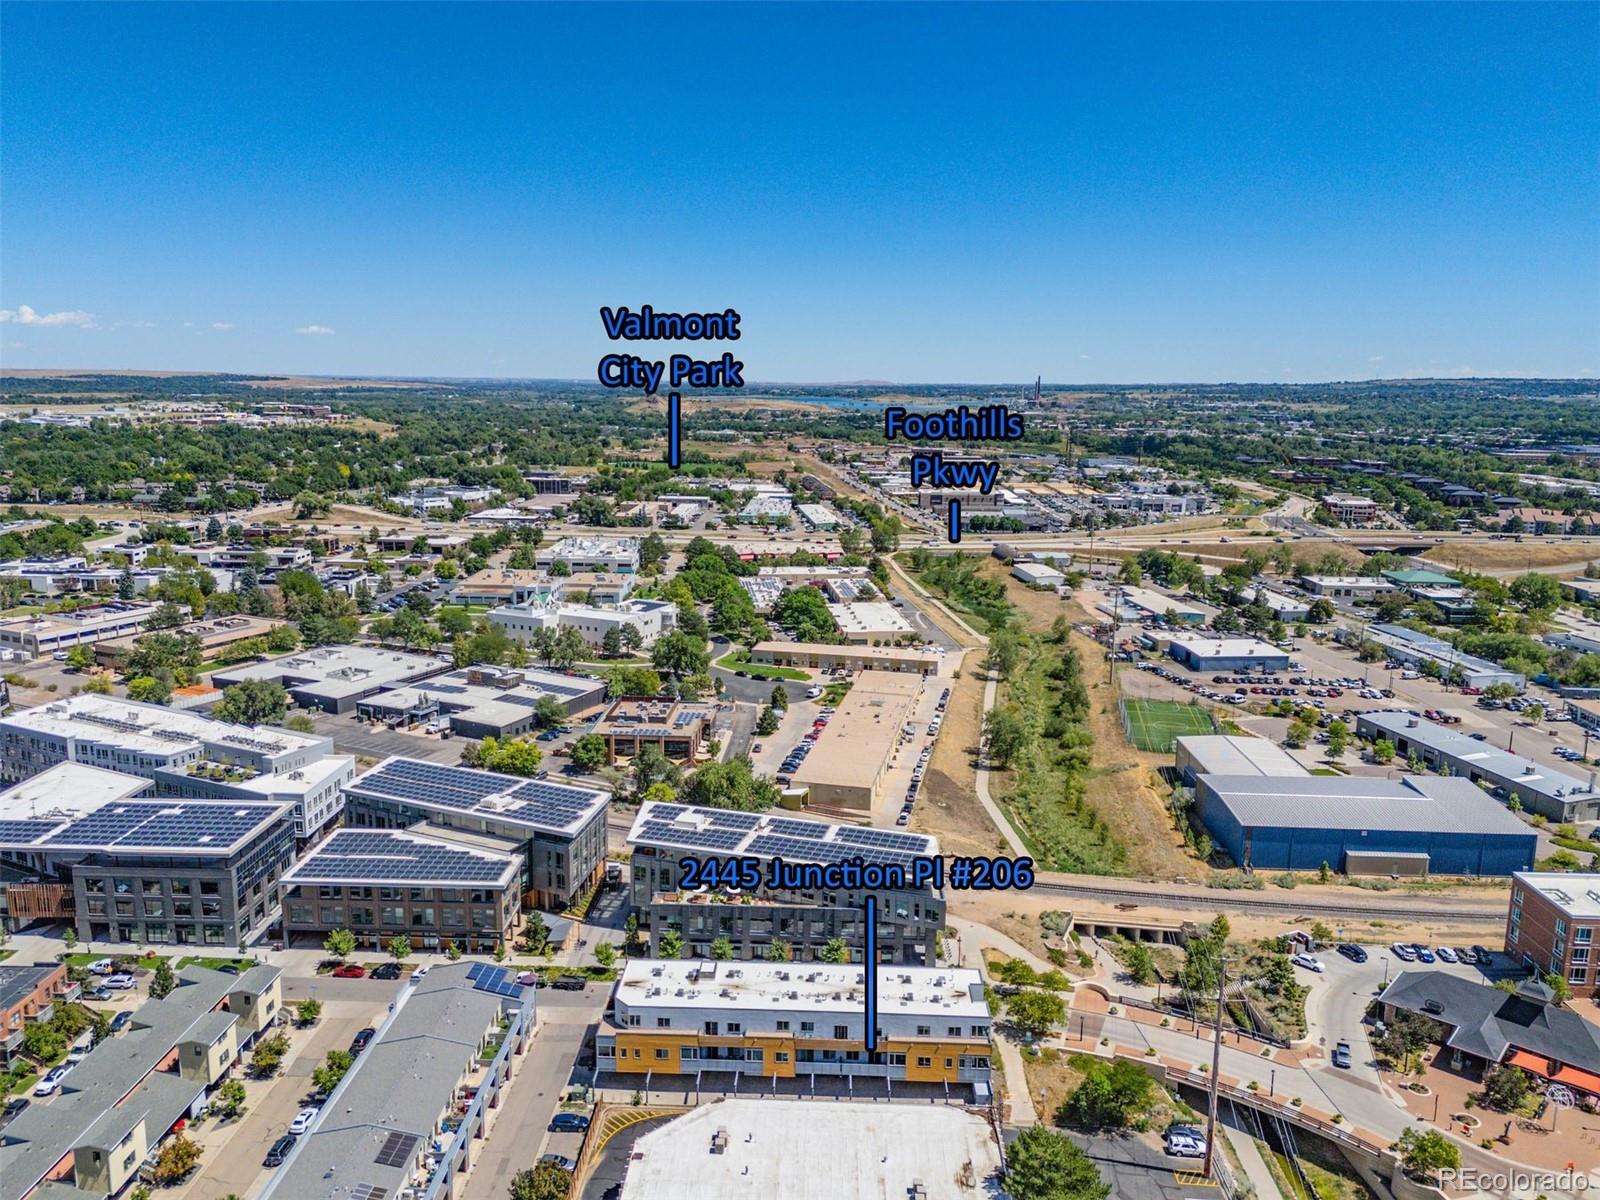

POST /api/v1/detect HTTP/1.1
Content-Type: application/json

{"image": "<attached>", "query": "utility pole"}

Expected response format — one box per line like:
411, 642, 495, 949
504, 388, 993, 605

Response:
1202, 959, 1225, 1181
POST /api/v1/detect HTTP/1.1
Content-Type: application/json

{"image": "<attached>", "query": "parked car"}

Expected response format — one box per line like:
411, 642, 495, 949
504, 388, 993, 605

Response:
289, 1107, 319, 1136
517, 971, 540, 986
1331, 1041, 1352, 1069
1471, 945, 1495, 963
110, 1011, 133, 1032
552, 975, 586, 991
1412, 945, 1436, 964
350, 1027, 376, 1055
331, 964, 366, 979
34, 1067, 71, 1097
370, 962, 402, 980
1390, 942, 1417, 962
87, 958, 116, 975
1435, 946, 1458, 964
540, 1154, 577, 1172
1335, 944, 1368, 963
549, 1112, 590, 1133
1454, 947, 1478, 965
1291, 953, 1325, 973
1164, 1124, 1207, 1157
263, 1135, 296, 1167
104, 974, 135, 990
86, 986, 112, 1001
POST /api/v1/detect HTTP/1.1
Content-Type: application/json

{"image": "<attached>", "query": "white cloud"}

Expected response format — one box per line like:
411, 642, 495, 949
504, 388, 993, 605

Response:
211, 322, 236, 331
295, 324, 335, 336
1367, 355, 1385, 363
0, 304, 96, 329
1079, 354, 1090, 360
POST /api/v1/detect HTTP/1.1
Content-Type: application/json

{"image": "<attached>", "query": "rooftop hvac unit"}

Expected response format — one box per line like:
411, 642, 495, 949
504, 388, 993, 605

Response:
711, 1128, 729, 1154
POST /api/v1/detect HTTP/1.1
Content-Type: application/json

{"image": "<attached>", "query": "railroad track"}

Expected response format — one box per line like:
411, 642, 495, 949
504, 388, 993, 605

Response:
1028, 877, 1504, 924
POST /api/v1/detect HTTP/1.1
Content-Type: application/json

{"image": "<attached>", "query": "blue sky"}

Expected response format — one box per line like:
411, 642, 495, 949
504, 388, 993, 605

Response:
3, 2, 1596, 383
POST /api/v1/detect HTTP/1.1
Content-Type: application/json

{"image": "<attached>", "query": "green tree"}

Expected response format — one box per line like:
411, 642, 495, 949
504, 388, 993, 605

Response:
312, 1049, 354, 1094
1395, 1128, 1460, 1180
296, 998, 323, 1026
755, 705, 780, 736
1058, 1058, 1157, 1130
658, 930, 685, 959
150, 1134, 203, 1184
1004, 989, 1066, 1039
818, 938, 850, 964
769, 683, 789, 711
323, 928, 356, 961
508, 1162, 572, 1200
709, 936, 735, 960
765, 939, 791, 962
984, 705, 1028, 767
214, 679, 290, 725
1480, 1063, 1530, 1112
126, 675, 171, 704
652, 630, 711, 680
249, 1032, 289, 1077
593, 942, 617, 969
569, 733, 608, 769
1123, 941, 1155, 986
1370, 737, 1396, 764
522, 912, 550, 953
1004, 1127, 1110, 1200
64, 645, 94, 672
62, 927, 78, 953
387, 935, 412, 962
148, 958, 176, 1000
211, 1078, 247, 1120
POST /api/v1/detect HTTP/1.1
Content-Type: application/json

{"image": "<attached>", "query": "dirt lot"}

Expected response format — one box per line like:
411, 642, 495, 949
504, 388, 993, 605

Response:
1422, 541, 1600, 573
911, 657, 1003, 857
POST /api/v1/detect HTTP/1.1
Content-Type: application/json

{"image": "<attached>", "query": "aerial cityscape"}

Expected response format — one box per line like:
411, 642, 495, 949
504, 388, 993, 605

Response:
2, 3, 1598, 1200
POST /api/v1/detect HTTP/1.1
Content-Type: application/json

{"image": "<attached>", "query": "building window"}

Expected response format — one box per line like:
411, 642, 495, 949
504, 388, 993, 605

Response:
916, 1025, 931, 1036
775, 1021, 789, 1032
833, 1025, 848, 1040
654, 1048, 669, 1060
916, 1056, 932, 1068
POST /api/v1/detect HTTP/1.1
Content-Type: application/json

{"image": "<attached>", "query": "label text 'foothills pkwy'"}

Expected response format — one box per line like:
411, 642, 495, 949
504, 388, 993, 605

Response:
885, 403, 1027, 541
675, 854, 1036, 893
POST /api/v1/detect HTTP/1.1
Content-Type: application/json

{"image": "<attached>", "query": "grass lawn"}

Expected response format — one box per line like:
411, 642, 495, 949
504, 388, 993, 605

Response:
61, 951, 168, 970
1122, 698, 1214, 753
3, 1070, 40, 1097
715, 650, 810, 682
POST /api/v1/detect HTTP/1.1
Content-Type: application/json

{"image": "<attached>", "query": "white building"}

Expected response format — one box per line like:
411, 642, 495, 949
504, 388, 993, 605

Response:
796, 502, 840, 530
1238, 585, 1310, 621
738, 494, 794, 524
1323, 494, 1381, 524
0, 601, 161, 659
488, 598, 677, 650
1012, 561, 1067, 588
1300, 576, 1396, 601
0, 695, 353, 839
538, 536, 641, 574
827, 602, 914, 643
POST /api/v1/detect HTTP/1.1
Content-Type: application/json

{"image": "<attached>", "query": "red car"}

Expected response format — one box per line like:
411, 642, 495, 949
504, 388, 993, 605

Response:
331, 964, 366, 979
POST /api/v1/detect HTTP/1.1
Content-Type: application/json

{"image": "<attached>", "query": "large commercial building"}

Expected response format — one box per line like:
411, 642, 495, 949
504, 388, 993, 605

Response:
92, 614, 285, 670
210, 644, 450, 715
617, 1100, 1002, 1200
1299, 576, 1396, 601
0, 763, 297, 945
487, 597, 677, 651
0, 694, 352, 840
593, 698, 715, 764
1163, 631, 1290, 673
1098, 585, 1207, 625
600, 960, 991, 1096
341, 756, 609, 909
626, 801, 943, 963
0, 964, 283, 1200
1237, 585, 1310, 622
451, 567, 553, 607
792, 671, 922, 814
1174, 735, 1307, 785
748, 642, 942, 676
1506, 872, 1600, 998
826, 602, 914, 644
280, 826, 523, 951
1192, 773, 1536, 876
537, 536, 640, 573
260, 962, 536, 1200
355, 664, 608, 738
0, 602, 160, 660
1355, 711, 1600, 823
1358, 624, 1525, 691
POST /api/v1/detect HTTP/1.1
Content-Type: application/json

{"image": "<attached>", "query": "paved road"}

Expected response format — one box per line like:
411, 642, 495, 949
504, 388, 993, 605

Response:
460, 988, 605, 1200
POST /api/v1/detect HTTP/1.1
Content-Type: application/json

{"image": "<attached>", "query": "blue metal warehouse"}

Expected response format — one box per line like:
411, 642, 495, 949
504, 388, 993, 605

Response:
1193, 774, 1537, 876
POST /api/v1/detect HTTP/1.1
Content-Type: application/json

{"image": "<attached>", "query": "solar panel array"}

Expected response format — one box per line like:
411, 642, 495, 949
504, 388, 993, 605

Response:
373, 1131, 419, 1169
350, 1185, 388, 1200
466, 961, 526, 998
0, 817, 69, 845
766, 818, 828, 840
287, 830, 513, 884
630, 802, 936, 873
351, 758, 605, 833
636, 820, 745, 851
27, 801, 284, 851
746, 833, 923, 871
835, 827, 929, 852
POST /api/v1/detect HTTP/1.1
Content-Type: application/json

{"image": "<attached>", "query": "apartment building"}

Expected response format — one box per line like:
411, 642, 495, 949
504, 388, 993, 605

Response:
1506, 872, 1600, 999
0, 964, 282, 1200
0, 694, 353, 840
0, 963, 74, 1068
340, 756, 609, 909
598, 960, 992, 1096
280, 826, 523, 951
626, 801, 943, 963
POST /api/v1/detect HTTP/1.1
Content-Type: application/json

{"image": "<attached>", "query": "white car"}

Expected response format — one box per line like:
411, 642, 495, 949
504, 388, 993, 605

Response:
104, 974, 136, 990
87, 958, 115, 975
805, 686, 823, 700
34, 1067, 71, 1096
1435, 946, 1459, 963
288, 1107, 319, 1136
1291, 953, 1326, 973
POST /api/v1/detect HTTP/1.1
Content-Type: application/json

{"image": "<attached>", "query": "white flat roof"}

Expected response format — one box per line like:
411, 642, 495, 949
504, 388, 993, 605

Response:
1176, 735, 1309, 779
615, 959, 985, 1019
1515, 872, 1600, 920
1117, 585, 1206, 616
827, 602, 913, 635
1165, 631, 1287, 659
0, 694, 323, 757
0, 763, 150, 820
622, 1100, 1002, 1200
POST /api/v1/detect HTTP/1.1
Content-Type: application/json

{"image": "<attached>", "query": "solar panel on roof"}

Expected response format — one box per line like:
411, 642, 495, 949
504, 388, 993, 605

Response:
374, 1131, 419, 1169
765, 818, 828, 839
0, 818, 67, 844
